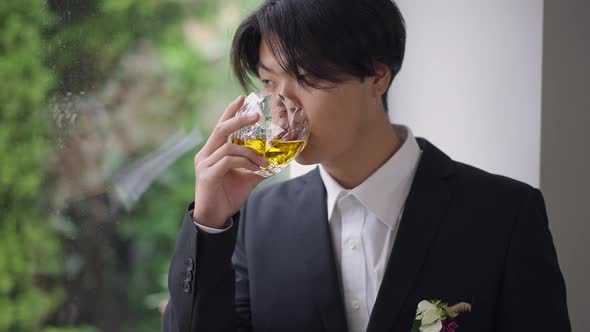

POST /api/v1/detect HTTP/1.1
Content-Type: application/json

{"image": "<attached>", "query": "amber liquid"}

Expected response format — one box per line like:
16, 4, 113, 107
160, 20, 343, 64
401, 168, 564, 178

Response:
231, 138, 306, 171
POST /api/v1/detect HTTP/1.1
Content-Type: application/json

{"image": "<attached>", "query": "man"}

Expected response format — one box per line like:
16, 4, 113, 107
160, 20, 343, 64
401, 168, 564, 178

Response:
163, 0, 570, 331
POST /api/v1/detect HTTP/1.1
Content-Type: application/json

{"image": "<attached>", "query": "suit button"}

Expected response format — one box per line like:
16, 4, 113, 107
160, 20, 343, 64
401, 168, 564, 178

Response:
183, 281, 191, 293
185, 257, 194, 270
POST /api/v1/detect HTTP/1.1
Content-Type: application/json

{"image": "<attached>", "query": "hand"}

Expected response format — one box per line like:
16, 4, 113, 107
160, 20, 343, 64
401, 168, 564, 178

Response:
192, 96, 269, 229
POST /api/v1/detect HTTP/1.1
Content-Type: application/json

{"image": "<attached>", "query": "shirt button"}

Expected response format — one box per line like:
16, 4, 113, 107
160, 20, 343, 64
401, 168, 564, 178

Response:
351, 299, 360, 310
348, 239, 358, 249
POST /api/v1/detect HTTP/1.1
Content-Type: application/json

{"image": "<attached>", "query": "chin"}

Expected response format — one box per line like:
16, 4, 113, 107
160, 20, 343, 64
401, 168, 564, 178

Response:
294, 155, 312, 165
295, 148, 319, 165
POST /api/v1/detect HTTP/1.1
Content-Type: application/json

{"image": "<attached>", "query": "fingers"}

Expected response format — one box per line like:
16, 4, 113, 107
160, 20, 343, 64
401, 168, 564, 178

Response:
200, 98, 260, 156
196, 142, 269, 185
212, 111, 260, 142
203, 112, 260, 155
203, 142, 268, 169
207, 156, 261, 179
218, 95, 245, 123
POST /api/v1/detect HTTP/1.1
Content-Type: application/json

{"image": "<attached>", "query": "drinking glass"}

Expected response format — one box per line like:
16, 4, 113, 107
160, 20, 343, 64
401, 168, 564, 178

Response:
230, 92, 309, 177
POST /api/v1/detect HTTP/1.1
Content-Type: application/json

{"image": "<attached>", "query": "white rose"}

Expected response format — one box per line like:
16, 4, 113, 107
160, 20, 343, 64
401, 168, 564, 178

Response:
416, 301, 443, 332
420, 321, 443, 332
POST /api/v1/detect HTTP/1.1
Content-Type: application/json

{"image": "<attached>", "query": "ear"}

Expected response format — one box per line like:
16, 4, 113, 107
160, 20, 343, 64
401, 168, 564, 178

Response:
370, 62, 392, 98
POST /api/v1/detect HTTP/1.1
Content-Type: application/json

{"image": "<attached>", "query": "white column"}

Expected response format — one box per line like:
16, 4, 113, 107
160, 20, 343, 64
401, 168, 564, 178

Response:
541, 0, 590, 330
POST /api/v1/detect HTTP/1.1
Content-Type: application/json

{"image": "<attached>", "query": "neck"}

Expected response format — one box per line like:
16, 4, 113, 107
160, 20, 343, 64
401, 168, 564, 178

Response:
321, 111, 402, 189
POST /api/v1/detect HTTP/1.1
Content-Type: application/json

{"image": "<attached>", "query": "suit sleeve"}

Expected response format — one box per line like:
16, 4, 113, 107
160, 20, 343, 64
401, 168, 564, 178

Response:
496, 188, 571, 331
162, 202, 252, 332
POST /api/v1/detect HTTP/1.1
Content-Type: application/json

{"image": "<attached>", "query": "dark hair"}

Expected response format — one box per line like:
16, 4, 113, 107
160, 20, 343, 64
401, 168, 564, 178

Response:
231, 0, 406, 112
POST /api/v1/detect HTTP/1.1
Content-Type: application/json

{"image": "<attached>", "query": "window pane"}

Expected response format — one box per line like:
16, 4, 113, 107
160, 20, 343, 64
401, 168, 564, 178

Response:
0, 1, 282, 331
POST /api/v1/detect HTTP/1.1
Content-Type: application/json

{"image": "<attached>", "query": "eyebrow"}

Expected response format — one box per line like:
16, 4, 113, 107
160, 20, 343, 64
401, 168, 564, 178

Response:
257, 61, 275, 74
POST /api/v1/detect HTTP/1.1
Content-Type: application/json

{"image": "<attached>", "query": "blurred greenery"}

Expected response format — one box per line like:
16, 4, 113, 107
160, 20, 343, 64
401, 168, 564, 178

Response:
0, 1, 64, 331
0, 0, 271, 331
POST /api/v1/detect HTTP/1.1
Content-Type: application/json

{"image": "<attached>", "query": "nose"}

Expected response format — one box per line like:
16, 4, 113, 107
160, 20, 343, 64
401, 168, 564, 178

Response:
272, 81, 305, 126
268, 93, 305, 141
274, 80, 299, 104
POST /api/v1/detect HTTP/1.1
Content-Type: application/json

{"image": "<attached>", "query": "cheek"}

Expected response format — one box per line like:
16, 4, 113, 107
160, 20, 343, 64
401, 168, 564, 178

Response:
304, 102, 335, 138
300, 85, 363, 140
306, 102, 356, 148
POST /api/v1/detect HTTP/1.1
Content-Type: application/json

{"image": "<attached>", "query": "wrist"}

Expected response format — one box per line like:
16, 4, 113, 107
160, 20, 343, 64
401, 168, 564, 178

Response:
191, 208, 228, 230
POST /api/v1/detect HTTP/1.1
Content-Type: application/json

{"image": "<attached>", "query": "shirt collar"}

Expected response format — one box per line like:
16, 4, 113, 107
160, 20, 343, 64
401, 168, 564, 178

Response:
319, 124, 422, 228
319, 161, 348, 221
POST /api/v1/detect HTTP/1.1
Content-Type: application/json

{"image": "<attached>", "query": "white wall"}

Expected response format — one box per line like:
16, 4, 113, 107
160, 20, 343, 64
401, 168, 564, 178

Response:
290, 0, 544, 185
389, 0, 544, 187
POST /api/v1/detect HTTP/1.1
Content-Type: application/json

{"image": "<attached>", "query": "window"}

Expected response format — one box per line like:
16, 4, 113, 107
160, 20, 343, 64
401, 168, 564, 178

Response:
0, 1, 278, 331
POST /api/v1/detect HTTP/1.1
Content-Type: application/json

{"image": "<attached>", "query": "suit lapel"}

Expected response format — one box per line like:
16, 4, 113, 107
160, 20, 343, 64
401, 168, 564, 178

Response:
295, 169, 349, 332
367, 137, 455, 332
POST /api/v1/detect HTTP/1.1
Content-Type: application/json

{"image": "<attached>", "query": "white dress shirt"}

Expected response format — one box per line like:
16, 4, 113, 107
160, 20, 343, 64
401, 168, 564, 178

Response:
318, 124, 422, 332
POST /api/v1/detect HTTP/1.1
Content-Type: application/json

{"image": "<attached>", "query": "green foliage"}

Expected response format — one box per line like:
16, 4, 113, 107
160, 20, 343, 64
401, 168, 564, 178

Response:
46, 0, 185, 93
117, 154, 198, 332
42, 326, 99, 332
0, 1, 65, 331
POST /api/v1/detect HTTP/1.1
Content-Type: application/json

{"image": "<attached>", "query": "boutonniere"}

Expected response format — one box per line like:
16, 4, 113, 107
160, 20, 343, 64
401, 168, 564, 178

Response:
412, 300, 472, 332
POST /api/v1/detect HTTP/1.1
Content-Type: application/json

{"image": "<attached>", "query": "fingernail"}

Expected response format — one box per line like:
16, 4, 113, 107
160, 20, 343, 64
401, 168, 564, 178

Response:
246, 112, 258, 119
234, 95, 243, 103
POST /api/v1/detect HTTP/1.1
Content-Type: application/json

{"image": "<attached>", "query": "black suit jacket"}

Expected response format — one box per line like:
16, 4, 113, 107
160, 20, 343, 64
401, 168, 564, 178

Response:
163, 137, 570, 332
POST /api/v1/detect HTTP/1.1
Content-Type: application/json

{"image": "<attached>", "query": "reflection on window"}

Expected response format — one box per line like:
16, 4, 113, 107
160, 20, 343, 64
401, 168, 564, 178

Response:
1, 1, 272, 331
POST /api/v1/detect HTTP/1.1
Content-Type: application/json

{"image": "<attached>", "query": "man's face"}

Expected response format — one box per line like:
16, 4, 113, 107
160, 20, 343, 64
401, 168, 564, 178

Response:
257, 40, 375, 165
